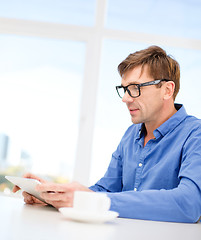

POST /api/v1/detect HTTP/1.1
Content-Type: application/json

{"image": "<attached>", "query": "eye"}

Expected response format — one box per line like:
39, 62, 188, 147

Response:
128, 85, 138, 91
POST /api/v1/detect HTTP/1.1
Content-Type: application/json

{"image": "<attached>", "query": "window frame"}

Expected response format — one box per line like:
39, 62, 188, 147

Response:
0, 0, 201, 185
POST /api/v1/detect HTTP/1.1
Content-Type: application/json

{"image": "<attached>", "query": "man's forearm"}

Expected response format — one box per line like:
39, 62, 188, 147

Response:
106, 178, 201, 223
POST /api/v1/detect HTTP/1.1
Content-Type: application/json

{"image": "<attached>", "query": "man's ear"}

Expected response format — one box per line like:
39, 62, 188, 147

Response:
163, 81, 175, 100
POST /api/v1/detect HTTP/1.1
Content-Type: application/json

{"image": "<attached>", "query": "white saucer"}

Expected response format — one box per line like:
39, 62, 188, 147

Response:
59, 208, 119, 223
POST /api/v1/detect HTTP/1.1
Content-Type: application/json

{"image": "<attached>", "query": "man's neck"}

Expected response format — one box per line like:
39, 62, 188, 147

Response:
144, 104, 177, 146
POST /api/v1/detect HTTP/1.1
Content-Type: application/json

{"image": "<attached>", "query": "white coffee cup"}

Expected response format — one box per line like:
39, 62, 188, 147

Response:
73, 191, 111, 214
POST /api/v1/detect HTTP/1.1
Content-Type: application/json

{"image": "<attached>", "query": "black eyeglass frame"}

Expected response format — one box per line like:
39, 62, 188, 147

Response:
116, 79, 171, 99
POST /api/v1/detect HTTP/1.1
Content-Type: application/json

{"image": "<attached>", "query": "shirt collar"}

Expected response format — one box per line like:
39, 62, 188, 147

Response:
137, 104, 188, 139
154, 104, 187, 138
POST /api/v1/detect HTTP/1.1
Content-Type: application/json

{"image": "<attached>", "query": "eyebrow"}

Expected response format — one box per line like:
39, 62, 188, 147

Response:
121, 81, 140, 86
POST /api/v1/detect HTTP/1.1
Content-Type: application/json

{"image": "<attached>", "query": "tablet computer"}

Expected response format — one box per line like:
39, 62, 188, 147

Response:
5, 175, 45, 203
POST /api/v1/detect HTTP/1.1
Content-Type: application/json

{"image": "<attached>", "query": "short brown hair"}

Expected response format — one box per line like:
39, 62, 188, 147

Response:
118, 45, 180, 100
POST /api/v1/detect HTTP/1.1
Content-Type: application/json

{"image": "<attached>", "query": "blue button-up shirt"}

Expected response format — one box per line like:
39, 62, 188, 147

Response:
89, 104, 201, 223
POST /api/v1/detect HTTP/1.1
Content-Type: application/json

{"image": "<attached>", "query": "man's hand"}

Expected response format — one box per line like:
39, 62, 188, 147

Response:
35, 181, 93, 209
12, 173, 47, 205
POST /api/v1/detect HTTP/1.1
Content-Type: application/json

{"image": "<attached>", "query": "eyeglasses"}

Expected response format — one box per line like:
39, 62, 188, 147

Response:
116, 79, 170, 99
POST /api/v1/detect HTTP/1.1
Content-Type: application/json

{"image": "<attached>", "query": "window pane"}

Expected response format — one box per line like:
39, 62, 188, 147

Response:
0, 0, 96, 26
90, 40, 201, 184
106, 0, 201, 39
0, 35, 85, 185
164, 46, 201, 118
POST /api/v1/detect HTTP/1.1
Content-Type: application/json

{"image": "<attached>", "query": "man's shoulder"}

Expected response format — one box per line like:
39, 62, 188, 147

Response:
183, 115, 201, 129
177, 104, 201, 128
177, 115, 201, 140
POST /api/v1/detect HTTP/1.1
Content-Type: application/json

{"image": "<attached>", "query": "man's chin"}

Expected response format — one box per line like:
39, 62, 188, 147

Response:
131, 117, 141, 124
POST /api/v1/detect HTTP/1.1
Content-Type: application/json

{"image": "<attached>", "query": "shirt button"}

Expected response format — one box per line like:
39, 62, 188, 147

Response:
139, 163, 142, 167
134, 188, 137, 191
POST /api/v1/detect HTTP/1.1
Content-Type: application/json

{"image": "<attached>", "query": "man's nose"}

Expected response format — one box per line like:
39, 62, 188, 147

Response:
122, 91, 134, 103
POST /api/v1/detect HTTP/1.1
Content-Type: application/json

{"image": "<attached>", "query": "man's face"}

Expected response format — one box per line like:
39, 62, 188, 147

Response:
121, 65, 165, 125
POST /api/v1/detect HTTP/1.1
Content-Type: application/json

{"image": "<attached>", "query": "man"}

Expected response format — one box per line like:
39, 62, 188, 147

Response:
13, 46, 201, 223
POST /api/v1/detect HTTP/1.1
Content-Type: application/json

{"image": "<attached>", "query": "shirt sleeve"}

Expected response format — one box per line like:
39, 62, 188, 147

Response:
90, 125, 201, 223
107, 177, 201, 223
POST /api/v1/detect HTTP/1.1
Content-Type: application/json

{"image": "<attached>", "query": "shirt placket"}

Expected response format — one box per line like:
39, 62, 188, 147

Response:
133, 137, 144, 191
134, 156, 144, 191
134, 139, 153, 191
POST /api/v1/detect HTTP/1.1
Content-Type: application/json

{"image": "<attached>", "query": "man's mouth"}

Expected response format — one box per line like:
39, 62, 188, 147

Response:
129, 108, 139, 114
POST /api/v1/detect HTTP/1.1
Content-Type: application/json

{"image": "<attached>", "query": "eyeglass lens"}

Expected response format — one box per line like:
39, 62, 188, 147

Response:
118, 85, 139, 98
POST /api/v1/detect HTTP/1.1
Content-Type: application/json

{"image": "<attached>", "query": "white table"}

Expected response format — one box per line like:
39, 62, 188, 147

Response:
0, 194, 201, 240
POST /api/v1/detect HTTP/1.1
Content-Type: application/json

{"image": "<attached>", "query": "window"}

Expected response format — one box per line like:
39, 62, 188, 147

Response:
0, 0, 96, 26
0, 0, 201, 190
106, 0, 201, 39
164, 46, 201, 117
0, 35, 85, 184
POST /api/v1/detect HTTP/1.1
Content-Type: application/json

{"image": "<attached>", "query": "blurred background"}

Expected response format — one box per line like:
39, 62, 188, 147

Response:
0, 0, 201, 193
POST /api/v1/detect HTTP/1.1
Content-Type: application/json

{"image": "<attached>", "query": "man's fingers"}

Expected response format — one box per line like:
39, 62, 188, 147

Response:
47, 200, 73, 209
35, 181, 90, 194
12, 173, 45, 193
40, 191, 72, 201
22, 191, 35, 204
22, 191, 45, 204
36, 183, 69, 193
22, 173, 46, 183
12, 185, 20, 193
